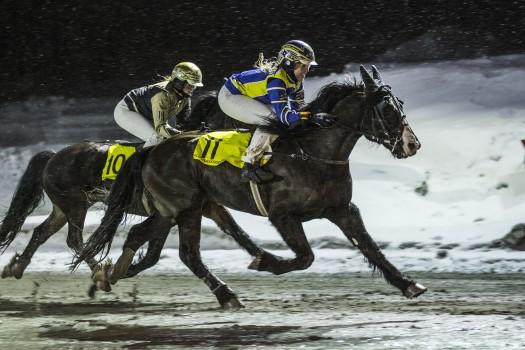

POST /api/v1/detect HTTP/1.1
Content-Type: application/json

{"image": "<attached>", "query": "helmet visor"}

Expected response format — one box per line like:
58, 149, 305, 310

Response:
186, 79, 203, 87
300, 58, 318, 66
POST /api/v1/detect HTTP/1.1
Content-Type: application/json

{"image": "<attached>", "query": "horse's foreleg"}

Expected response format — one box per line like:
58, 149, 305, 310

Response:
202, 201, 285, 269
2, 205, 66, 279
110, 214, 172, 283
178, 207, 243, 309
326, 203, 427, 298
202, 200, 263, 256
257, 215, 314, 275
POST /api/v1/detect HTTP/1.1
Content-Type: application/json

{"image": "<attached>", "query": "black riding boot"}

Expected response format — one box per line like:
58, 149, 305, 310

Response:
240, 162, 274, 183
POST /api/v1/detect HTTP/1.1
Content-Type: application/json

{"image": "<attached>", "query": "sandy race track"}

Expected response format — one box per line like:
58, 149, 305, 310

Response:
0, 272, 523, 349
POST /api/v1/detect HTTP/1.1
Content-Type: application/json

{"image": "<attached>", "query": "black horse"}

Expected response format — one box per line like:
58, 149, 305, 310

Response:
76, 66, 427, 308
0, 93, 265, 284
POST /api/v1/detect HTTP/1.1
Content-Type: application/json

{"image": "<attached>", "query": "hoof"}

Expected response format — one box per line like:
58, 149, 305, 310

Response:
1, 265, 12, 279
247, 252, 282, 273
91, 261, 113, 293
3, 254, 27, 279
87, 283, 98, 299
247, 255, 262, 270
96, 280, 112, 292
221, 297, 245, 310
403, 282, 427, 299
11, 263, 26, 279
108, 248, 135, 285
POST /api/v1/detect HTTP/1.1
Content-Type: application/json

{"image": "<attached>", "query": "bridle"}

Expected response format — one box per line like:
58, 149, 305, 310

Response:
265, 85, 408, 165
338, 85, 408, 152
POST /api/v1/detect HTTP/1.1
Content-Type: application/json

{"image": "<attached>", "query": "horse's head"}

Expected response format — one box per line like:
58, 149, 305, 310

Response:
357, 65, 420, 158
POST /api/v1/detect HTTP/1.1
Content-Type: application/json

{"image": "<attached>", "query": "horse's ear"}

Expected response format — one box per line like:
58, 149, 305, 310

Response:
371, 65, 384, 85
360, 65, 378, 91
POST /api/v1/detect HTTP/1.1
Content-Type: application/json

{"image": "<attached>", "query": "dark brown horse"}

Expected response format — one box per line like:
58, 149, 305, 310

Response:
76, 66, 427, 308
0, 93, 264, 285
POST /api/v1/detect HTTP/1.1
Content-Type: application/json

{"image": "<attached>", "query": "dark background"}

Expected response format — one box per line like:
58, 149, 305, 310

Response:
2, 0, 525, 103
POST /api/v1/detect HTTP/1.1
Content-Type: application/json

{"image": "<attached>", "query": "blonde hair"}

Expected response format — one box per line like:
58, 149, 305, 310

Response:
157, 73, 173, 83
154, 73, 174, 91
254, 52, 279, 74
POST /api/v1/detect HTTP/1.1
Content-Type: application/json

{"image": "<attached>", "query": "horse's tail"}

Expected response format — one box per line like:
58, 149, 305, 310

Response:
72, 148, 151, 269
0, 151, 55, 251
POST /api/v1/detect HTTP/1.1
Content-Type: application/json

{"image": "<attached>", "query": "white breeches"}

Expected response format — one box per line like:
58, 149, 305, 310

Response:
218, 86, 278, 164
218, 85, 275, 125
114, 99, 159, 147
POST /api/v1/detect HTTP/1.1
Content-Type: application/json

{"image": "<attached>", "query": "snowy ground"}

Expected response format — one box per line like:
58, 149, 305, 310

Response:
1, 54, 524, 275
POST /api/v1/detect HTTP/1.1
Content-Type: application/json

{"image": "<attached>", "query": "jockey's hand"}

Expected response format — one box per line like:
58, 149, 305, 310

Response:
199, 122, 211, 132
299, 111, 311, 121
310, 113, 337, 127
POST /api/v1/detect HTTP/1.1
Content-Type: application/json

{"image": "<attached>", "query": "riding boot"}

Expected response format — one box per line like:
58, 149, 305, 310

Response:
240, 162, 274, 183
241, 128, 277, 183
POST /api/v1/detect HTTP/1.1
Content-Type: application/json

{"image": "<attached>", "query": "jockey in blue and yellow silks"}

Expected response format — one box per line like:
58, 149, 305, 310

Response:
218, 40, 318, 183
223, 66, 305, 127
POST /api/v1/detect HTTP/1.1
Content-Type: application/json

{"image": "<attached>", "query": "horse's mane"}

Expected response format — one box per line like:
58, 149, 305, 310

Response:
261, 80, 364, 137
182, 91, 219, 130
305, 80, 364, 114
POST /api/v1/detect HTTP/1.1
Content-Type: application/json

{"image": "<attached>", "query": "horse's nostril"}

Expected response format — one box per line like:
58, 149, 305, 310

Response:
408, 142, 417, 151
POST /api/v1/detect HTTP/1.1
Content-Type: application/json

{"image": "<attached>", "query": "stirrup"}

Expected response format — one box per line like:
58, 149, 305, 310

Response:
241, 163, 273, 183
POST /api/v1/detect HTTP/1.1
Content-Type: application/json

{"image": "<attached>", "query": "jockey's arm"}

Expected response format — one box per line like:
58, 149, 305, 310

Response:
151, 92, 181, 138
175, 100, 191, 130
267, 78, 305, 127
289, 83, 306, 110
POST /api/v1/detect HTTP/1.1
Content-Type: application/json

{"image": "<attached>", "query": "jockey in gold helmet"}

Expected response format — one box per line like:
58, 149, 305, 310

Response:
114, 62, 203, 146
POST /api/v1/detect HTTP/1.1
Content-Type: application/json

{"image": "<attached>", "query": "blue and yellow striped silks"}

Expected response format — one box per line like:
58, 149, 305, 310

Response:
224, 67, 304, 126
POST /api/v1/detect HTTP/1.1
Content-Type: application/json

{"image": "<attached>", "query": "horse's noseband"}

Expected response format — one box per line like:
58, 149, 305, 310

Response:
357, 85, 407, 150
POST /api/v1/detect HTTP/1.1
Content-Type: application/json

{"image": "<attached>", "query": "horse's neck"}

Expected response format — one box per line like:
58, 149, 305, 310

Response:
298, 90, 365, 161
299, 129, 361, 162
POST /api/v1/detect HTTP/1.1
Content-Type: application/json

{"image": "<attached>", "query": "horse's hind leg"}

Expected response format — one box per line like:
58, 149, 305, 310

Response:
326, 203, 427, 298
125, 229, 170, 278
2, 205, 67, 279
62, 203, 100, 271
178, 207, 243, 309
109, 214, 171, 284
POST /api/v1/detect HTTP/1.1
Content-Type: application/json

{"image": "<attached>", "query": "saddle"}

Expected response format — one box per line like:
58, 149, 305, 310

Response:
101, 143, 139, 180
192, 130, 269, 168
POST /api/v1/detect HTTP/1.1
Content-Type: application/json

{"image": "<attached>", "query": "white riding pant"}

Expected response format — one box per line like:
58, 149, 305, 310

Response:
114, 99, 160, 147
218, 86, 278, 164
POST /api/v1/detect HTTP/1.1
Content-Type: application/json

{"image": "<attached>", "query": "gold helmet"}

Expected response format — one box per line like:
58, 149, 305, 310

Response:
171, 62, 203, 87
278, 40, 318, 66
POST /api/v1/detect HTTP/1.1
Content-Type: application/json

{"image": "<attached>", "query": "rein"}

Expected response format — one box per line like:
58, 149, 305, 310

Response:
263, 84, 406, 165
263, 142, 350, 166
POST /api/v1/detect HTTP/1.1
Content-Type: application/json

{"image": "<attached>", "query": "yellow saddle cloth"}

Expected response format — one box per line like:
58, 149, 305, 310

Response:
102, 144, 137, 180
192, 131, 268, 168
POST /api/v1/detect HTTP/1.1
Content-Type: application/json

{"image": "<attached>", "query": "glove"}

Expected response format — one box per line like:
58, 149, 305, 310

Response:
299, 111, 311, 121
310, 113, 336, 127
198, 122, 211, 133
